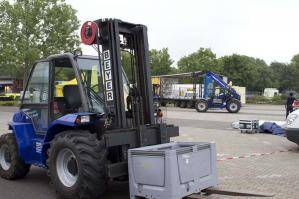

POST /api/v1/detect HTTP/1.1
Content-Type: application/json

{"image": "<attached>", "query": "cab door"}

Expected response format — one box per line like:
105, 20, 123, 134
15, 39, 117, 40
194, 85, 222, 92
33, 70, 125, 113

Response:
21, 61, 50, 133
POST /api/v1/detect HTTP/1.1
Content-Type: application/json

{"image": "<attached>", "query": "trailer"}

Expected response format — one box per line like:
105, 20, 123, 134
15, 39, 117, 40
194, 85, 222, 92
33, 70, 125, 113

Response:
152, 71, 242, 113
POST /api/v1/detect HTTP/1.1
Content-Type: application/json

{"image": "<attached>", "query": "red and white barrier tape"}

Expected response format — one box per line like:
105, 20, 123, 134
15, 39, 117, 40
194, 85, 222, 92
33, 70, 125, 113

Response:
217, 148, 297, 162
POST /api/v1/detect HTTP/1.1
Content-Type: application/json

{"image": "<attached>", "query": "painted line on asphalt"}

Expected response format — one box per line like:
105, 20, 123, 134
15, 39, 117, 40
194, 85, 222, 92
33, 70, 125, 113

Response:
217, 148, 297, 162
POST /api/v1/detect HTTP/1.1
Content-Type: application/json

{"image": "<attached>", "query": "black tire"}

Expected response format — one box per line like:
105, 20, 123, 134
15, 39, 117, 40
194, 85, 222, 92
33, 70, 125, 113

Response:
195, 100, 208, 112
160, 101, 167, 107
180, 101, 187, 108
187, 101, 193, 108
153, 99, 160, 108
48, 131, 107, 199
0, 133, 30, 180
226, 99, 241, 113
174, 101, 180, 107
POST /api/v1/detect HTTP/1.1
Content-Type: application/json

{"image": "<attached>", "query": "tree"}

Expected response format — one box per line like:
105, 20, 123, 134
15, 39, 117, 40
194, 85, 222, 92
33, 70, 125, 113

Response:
0, 0, 80, 85
121, 48, 174, 82
149, 48, 174, 76
219, 54, 272, 91
289, 54, 299, 91
177, 48, 219, 73
269, 62, 295, 92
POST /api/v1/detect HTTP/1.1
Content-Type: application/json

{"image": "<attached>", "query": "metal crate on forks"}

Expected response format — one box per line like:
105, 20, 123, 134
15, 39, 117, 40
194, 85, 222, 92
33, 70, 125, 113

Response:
239, 120, 259, 133
128, 142, 218, 199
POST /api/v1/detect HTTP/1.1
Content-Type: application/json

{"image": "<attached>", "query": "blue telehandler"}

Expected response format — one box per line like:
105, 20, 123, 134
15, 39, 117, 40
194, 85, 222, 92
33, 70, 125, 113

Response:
0, 19, 179, 199
196, 71, 241, 113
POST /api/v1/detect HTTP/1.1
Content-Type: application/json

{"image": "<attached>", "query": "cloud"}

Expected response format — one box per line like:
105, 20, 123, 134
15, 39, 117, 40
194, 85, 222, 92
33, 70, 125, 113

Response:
67, 0, 299, 64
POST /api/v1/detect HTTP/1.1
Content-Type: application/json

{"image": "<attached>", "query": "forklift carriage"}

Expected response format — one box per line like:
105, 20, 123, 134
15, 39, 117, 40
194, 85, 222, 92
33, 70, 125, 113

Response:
0, 19, 179, 199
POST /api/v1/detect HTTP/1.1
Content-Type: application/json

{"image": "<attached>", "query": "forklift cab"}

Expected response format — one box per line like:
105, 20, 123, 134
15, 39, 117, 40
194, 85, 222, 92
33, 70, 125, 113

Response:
21, 53, 105, 132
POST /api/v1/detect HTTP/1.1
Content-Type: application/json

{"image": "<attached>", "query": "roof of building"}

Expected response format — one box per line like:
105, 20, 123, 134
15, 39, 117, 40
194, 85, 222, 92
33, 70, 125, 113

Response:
0, 76, 16, 80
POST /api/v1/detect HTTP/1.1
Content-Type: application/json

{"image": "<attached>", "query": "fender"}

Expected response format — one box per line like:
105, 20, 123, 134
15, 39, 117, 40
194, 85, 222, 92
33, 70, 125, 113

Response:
9, 111, 96, 166
9, 111, 36, 164
44, 112, 96, 143
41, 113, 97, 165
198, 98, 208, 102
226, 98, 242, 106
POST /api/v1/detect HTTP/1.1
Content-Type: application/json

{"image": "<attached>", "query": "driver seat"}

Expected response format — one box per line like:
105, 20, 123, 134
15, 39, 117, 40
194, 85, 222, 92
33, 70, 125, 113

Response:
62, 85, 82, 113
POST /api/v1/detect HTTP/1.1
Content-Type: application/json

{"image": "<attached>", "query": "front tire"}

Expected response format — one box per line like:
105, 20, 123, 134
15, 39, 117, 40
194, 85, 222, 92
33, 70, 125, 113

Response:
226, 99, 241, 113
0, 133, 30, 180
195, 100, 208, 112
48, 131, 107, 199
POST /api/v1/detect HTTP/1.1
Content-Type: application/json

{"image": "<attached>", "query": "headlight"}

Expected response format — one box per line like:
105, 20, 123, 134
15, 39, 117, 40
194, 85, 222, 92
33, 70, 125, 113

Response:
80, 115, 90, 123
287, 114, 297, 125
76, 115, 90, 123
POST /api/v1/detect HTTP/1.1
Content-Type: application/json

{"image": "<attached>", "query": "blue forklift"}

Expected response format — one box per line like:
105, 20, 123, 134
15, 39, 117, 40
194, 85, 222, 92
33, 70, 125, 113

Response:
0, 19, 179, 199
153, 71, 241, 113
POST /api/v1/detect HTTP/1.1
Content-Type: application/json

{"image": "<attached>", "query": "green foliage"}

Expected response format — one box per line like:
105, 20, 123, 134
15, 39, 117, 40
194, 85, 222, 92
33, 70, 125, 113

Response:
0, 0, 80, 79
177, 48, 219, 73
269, 62, 296, 92
247, 95, 271, 104
266, 54, 299, 93
121, 51, 134, 82
0, 101, 19, 106
149, 48, 174, 75
122, 48, 174, 82
247, 94, 286, 105
271, 94, 287, 104
218, 54, 273, 92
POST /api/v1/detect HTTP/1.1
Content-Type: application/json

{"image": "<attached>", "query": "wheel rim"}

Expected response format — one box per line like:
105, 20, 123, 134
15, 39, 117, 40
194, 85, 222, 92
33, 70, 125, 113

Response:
229, 103, 238, 111
197, 102, 206, 111
56, 148, 79, 187
0, 145, 11, 171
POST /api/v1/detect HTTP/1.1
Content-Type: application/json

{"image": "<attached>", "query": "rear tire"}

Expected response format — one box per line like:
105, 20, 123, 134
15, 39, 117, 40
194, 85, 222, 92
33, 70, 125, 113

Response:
48, 131, 107, 199
226, 99, 241, 113
187, 101, 193, 108
0, 133, 30, 180
180, 101, 187, 108
153, 99, 160, 108
195, 100, 208, 112
160, 101, 167, 107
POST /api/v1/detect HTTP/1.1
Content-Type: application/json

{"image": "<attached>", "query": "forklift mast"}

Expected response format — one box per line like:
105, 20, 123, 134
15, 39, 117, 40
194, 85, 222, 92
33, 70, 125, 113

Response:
82, 19, 155, 129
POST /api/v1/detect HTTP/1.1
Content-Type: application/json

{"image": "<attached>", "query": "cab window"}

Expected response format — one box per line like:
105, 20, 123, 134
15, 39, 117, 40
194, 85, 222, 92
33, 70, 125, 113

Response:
22, 61, 50, 132
52, 58, 79, 119
23, 62, 49, 104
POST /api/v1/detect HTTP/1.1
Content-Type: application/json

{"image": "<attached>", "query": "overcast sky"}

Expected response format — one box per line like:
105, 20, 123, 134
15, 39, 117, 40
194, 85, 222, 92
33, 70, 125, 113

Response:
66, 0, 299, 65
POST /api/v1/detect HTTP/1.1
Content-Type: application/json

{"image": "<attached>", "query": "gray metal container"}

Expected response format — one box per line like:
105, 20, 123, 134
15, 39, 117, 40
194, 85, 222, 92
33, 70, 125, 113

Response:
239, 120, 259, 133
128, 142, 218, 199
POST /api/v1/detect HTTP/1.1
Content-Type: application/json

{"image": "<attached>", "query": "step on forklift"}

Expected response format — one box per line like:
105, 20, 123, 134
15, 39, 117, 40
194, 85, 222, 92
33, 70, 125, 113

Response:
0, 19, 179, 199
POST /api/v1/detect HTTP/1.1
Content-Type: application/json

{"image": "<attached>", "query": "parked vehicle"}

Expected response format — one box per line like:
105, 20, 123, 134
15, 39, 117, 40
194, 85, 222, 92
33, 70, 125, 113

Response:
152, 71, 242, 113
286, 110, 299, 145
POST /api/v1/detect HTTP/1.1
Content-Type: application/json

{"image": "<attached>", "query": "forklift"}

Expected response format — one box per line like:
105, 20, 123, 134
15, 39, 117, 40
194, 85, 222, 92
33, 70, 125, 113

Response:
0, 19, 179, 199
